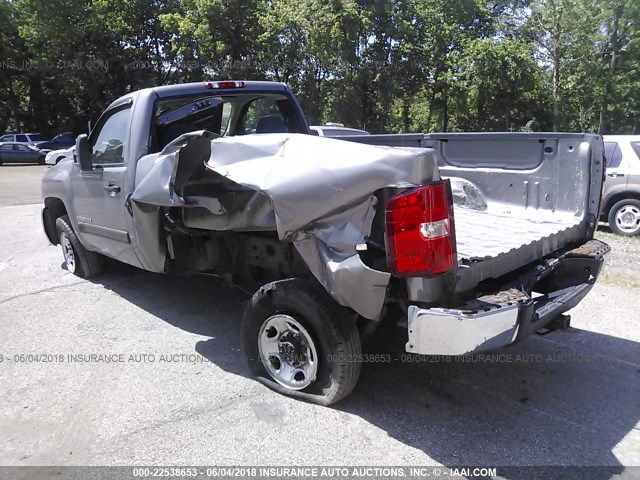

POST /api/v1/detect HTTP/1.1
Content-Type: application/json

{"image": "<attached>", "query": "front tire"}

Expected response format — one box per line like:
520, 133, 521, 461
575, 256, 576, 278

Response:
241, 278, 362, 405
55, 215, 103, 278
608, 199, 640, 236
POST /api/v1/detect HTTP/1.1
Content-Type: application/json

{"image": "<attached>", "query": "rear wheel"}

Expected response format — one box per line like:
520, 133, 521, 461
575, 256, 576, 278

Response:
55, 215, 103, 278
608, 199, 640, 236
241, 278, 362, 405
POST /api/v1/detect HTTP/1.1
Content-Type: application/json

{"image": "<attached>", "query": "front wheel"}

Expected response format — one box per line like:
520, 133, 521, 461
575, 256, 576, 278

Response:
241, 279, 362, 405
55, 215, 103, 278
608, 199, 640, 236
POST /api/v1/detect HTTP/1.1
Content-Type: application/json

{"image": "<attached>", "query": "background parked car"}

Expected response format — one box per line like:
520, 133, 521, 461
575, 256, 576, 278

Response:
0, 132, 46, 145
602, 135, 640, 236
0, 142, 47, 165
36, 132, 75, 151
310, 124, 370, 137
45, 147, 74, 166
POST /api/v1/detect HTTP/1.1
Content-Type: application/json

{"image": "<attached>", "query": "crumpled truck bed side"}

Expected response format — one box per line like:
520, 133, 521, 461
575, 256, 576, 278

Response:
130, 132, 439, 320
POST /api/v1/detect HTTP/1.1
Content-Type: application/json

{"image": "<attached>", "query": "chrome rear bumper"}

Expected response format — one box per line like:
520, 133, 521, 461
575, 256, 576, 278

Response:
405, 239, 610, 356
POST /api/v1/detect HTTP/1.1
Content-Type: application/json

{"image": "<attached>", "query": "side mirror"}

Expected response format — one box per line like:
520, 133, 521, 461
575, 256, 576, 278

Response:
75, 134, 93, 171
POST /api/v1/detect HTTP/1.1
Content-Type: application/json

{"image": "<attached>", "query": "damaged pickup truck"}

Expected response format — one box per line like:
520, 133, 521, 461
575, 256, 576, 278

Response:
41, 80, 610, 405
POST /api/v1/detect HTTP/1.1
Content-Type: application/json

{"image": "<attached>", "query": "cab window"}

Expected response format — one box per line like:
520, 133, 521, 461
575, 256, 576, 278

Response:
91, 106, 131, 165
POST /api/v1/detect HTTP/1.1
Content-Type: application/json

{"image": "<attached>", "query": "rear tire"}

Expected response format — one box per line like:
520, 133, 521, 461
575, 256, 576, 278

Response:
55, 215, 103, 278
241, 278, 362, 406
608, 199, 640, 236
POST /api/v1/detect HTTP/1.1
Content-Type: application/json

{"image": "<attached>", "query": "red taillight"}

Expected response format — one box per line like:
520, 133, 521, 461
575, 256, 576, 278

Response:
204, 81, 246, 89
385, 180, 457, 276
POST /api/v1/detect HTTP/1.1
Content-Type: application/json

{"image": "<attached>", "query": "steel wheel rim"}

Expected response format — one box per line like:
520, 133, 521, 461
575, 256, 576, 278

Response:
60, 232, 76, 273
258, 314, 318, 390
615, 205, 640, 233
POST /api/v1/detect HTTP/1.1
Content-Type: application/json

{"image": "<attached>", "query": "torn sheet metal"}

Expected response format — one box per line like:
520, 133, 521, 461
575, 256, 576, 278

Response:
131, 132, 439, 320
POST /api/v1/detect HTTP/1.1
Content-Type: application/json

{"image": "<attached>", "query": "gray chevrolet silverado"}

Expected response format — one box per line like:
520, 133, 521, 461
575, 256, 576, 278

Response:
41, 80, 610, 405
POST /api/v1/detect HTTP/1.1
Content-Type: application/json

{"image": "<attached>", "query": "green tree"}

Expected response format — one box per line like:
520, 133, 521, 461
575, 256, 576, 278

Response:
526, 0, 605, 131
0, 0, 638, 136
454, 38, 547, 131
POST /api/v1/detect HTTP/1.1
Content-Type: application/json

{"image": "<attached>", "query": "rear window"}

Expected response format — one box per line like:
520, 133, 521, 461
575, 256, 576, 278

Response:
0, 135, 13, 142
240, 97, 285, 135
604, 142, 623, 168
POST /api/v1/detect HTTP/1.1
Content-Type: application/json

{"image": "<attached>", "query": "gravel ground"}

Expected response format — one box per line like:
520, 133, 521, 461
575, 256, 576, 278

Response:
0, 165, 638, 474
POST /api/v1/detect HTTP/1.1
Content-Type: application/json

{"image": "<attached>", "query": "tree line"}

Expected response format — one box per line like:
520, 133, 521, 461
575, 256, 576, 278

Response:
0, 0, 638, 137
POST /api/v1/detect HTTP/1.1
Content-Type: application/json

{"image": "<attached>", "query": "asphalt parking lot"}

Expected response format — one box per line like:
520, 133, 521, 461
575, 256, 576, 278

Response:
0, 165, 639, 474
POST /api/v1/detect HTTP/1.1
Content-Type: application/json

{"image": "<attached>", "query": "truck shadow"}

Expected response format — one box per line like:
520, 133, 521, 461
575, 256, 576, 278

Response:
343, 322, 639, 479
93, 259, 639, 479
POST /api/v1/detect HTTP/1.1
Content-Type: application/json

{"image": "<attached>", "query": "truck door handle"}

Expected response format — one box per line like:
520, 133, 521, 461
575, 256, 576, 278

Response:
104, 184, 121, 195
607, 173, 624, 177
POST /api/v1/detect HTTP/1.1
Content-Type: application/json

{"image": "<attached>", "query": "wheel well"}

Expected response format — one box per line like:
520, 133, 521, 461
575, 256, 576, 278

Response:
603, 191, 640, 217
43, 197, 68, 245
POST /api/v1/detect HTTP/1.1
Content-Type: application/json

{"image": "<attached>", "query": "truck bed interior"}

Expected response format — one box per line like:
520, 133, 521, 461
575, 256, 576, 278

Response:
453, 205, 582, 261
423, 133, 602, 292
451, 203, 586, 291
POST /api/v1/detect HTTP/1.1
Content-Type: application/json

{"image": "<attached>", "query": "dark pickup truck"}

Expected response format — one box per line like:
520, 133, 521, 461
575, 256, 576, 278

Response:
41, 80, 609, 405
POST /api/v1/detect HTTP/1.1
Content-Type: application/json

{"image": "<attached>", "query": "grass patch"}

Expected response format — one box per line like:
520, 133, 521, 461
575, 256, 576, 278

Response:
598, 271, 640, 289
595, 230, 640, 244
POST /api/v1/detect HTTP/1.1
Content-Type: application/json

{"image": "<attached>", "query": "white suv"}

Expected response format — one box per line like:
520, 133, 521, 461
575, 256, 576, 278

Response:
0, 133, 47, 145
